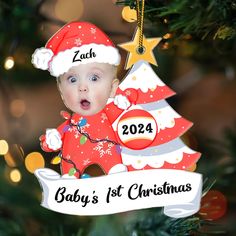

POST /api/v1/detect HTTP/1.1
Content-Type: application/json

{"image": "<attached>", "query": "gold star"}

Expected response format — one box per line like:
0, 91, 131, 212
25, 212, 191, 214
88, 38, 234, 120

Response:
119, 27, 162, 69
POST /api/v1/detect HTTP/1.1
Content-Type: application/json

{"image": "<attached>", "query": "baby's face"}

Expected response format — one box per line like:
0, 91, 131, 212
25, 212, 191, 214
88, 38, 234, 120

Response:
58, 63, 119, 116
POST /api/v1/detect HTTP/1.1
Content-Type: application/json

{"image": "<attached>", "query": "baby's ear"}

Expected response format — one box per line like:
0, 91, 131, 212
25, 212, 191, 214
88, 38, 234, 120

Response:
110, 79, 119, 97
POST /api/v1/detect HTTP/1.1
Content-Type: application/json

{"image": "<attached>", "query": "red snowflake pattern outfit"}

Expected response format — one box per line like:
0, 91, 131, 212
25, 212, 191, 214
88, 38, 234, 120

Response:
40, 102, 126, 178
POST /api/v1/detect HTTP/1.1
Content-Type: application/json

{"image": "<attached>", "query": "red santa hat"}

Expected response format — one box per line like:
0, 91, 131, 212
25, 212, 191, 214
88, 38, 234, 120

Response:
32, 22, 121, 77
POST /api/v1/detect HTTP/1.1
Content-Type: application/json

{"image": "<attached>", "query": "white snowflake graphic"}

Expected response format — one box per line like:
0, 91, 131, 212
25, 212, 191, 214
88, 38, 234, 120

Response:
106, 149, 112, 156
80, 123, 90, 133
74, 38, 82, 46
108, 142, 114, 148
90, 28, 96, 34
83, 158, 91, 166
93, 136, 113, 158
125, 90, 131, 96
101, 112, 108, 123
69, 126, 77, 133
70, 119, 91, 139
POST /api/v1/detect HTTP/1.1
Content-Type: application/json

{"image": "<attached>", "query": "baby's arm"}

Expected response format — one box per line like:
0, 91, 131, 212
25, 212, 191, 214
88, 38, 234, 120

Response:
105, 88, 138, 124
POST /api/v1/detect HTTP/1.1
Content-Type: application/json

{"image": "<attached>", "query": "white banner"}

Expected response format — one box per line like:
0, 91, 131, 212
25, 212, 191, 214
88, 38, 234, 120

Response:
34, 168, 202, 218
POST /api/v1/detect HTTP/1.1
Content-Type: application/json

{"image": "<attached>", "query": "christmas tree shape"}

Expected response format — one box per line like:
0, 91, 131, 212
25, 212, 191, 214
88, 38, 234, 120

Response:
111, 60, 201, 171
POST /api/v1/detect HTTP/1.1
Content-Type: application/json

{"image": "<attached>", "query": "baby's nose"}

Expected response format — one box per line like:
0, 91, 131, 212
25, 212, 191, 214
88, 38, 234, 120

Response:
78, 83, 88, 92
79, 87, 87, 92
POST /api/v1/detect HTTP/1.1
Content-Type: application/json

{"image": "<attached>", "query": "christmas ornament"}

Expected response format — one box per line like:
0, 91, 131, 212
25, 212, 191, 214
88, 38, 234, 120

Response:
25, 152, 45, 173
119, 28, 162, 69
114, 0, 201, 171
122, 6, 137, 22
117, 109, 157, 149
198, 190, 227, 220
119, 0, 161, 69
33, 2, 202, 177
33, 2, 203, 219
112, 61, 201, 171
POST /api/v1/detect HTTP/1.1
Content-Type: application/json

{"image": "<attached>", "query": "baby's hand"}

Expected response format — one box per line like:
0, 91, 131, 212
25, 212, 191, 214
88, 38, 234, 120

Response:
45, 129, 62, 150
40, 129, 62, 151
114, 94, 131, 110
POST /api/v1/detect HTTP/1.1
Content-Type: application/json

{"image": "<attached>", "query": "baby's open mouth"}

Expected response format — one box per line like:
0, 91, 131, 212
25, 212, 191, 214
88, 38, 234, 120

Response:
80, 99, 91, 110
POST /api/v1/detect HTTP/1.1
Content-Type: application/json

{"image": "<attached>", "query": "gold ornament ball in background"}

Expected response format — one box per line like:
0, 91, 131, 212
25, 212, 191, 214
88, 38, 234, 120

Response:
25, 152, 45, 173
122, 6, 137, 22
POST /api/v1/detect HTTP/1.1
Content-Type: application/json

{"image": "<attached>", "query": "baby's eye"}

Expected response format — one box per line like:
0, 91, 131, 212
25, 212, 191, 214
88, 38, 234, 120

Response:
89, 74, 99, 82
68, 76, 77, 83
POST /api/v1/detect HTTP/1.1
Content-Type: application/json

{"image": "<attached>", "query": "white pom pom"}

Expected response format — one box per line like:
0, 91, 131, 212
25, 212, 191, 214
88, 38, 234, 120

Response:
114, 94, 130, 110
45, 128, 62, 150
32, 47, 53, 70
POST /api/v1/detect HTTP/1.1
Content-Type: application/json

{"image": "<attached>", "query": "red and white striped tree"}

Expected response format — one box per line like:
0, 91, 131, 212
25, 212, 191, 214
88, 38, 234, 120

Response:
112, 59, 201, 171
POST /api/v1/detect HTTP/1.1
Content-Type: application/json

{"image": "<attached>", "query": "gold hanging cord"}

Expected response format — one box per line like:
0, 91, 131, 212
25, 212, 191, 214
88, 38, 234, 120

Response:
136, 0, 145, 54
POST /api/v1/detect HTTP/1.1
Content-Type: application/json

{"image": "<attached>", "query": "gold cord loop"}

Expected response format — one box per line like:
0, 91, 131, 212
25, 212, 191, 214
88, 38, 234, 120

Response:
136, 0, 145, 54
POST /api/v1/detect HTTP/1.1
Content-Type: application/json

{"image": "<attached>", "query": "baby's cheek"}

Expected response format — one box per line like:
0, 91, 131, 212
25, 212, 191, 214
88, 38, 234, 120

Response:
95, 92, 110, 108
63, 91, 77, 107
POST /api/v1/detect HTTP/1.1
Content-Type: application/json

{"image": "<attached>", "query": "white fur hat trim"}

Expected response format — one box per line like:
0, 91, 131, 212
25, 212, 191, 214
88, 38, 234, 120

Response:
49, 44, 120, 77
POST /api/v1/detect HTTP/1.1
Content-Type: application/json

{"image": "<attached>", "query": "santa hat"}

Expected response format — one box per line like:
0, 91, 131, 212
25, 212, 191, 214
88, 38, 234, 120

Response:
32, 22, 121, 77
